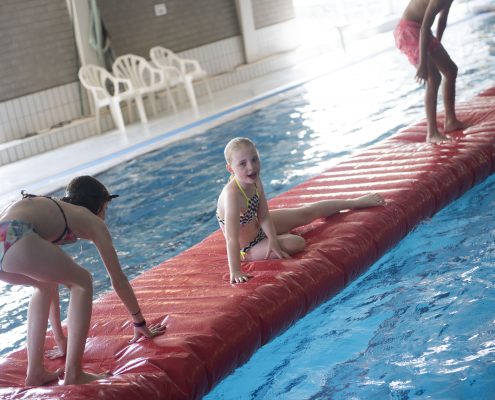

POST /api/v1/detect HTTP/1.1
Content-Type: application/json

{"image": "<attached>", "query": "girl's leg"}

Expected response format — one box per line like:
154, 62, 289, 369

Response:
25, 283, 63, 385
430, 46, 465, 132
2, 234, 103, 385
424, 58, 447, 143
269, 193, 384, 234
244, 234, 305, 261
0, 271, 62, 385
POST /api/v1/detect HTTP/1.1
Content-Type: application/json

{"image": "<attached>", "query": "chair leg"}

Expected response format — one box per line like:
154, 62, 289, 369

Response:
183, 76, 199, 115
126, 99, 134, 122
109, 100, 126, 132
149, 93, 158, 116
204, 78, 213, 100
165, 87, 178, 113
95, 107, 101, 134
176, 84, 185, 106
134, 96, 148, 124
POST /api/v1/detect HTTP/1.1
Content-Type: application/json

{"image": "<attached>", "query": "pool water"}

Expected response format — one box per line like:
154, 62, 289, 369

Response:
204, 156, 495, 400
0, 11, 494, 395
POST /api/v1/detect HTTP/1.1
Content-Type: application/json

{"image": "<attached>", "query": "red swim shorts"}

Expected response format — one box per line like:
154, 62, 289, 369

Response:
393, 19, 441, 65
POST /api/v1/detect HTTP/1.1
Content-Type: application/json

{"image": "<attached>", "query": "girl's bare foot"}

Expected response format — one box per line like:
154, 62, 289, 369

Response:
63, 370, 110, 385
444, 119, 468, 133
427, 131, 450, 144
352, 193, 385, 208
25, 367, 63, 386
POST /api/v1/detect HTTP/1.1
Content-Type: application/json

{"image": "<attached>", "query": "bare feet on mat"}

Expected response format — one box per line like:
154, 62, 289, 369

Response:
25, 367, 63, 386
352, 193, 385, 208
445, 119, 469, 133
427, 130, 451, 144
63, 370, 111, 385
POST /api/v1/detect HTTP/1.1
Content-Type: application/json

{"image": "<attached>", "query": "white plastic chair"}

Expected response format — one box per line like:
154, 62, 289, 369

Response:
150, 46, 213, 111
113, 54, 177, 117
78, 64, 147, 133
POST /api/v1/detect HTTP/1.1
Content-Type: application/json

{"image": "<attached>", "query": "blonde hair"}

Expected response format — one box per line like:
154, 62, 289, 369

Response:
224, 137, 257, 164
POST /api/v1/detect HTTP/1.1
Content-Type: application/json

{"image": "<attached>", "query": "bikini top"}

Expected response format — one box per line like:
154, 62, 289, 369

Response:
217, 178, 260, 226
21, 191, 78, 246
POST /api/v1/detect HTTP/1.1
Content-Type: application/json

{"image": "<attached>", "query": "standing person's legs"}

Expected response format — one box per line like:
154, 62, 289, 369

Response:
430, 46, 465, 132
2, 234, 103, 385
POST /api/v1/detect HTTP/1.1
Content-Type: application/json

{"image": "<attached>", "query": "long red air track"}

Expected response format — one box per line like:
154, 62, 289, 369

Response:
1, 89, 495, 399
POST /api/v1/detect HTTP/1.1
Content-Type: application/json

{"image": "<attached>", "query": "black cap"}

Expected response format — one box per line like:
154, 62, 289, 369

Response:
64, 175, 118, 214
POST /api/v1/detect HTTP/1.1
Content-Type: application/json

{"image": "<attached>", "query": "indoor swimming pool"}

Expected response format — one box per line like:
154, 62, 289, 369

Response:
1, 10, 494, 399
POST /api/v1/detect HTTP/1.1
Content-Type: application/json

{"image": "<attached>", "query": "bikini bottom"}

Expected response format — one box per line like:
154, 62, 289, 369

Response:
0, 220, 36, 271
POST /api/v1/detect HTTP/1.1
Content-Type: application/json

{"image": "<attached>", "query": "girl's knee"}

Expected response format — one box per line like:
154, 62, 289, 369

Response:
288, 235, 306, 254
428, 70, 441, 87
79, 270, 93, 289
280, 234, 305, 255
296, 236, 306, 252
33, 281, 57, 292
444, 63, 458, 80
69, 269, 93, 291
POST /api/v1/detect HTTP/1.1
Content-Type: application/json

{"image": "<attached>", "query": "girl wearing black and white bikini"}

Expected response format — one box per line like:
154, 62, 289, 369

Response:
216, 138, 385, 284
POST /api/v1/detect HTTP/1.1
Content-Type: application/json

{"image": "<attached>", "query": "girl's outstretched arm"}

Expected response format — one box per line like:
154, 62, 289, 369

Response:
224, 184, 251, 283
77, 209, 166, 341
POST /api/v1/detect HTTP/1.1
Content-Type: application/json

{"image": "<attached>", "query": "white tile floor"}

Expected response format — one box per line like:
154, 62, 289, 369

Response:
0, 1, 483, 209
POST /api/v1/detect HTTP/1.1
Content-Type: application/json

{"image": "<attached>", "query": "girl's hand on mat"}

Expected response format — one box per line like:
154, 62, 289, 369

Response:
129, 322, 167, 343
265, 240, 290, 260
230, 271, 251, 284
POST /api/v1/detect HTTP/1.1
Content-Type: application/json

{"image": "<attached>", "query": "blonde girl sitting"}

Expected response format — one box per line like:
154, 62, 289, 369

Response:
216, 137, 385, 284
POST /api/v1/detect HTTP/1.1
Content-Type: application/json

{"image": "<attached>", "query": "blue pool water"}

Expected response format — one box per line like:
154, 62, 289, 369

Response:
205, 161, 495, 400
0, 10, 494, 397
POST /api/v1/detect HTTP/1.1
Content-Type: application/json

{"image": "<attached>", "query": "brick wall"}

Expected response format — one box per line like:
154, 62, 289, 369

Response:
253, 0, 295, 29
98, 0, 296, 58
98, 0, 241, 57
0, 0, 78, 102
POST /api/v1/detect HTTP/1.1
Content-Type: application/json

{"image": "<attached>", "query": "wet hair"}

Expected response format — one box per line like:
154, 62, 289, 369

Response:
61, 175, 118, 214
224, 137, 257, 164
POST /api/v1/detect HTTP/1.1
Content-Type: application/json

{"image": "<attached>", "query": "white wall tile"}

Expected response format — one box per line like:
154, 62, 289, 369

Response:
7, 147, 18, 163
0, 124, 6, 143
0, 148, 9, 165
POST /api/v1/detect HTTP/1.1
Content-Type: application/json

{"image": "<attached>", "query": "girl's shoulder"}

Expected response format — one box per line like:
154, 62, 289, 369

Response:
222, 180, 240, 201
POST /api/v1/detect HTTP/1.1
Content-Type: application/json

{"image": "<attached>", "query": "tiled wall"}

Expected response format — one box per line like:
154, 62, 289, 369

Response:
0, 83, 86, 144
0, 116, 102, 167
255, 19, 299, 60
0, 0, 77, 102
98, 0, 241, 57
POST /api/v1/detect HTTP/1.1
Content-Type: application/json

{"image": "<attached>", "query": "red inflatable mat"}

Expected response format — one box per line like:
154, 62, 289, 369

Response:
1, 90, 495, 399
